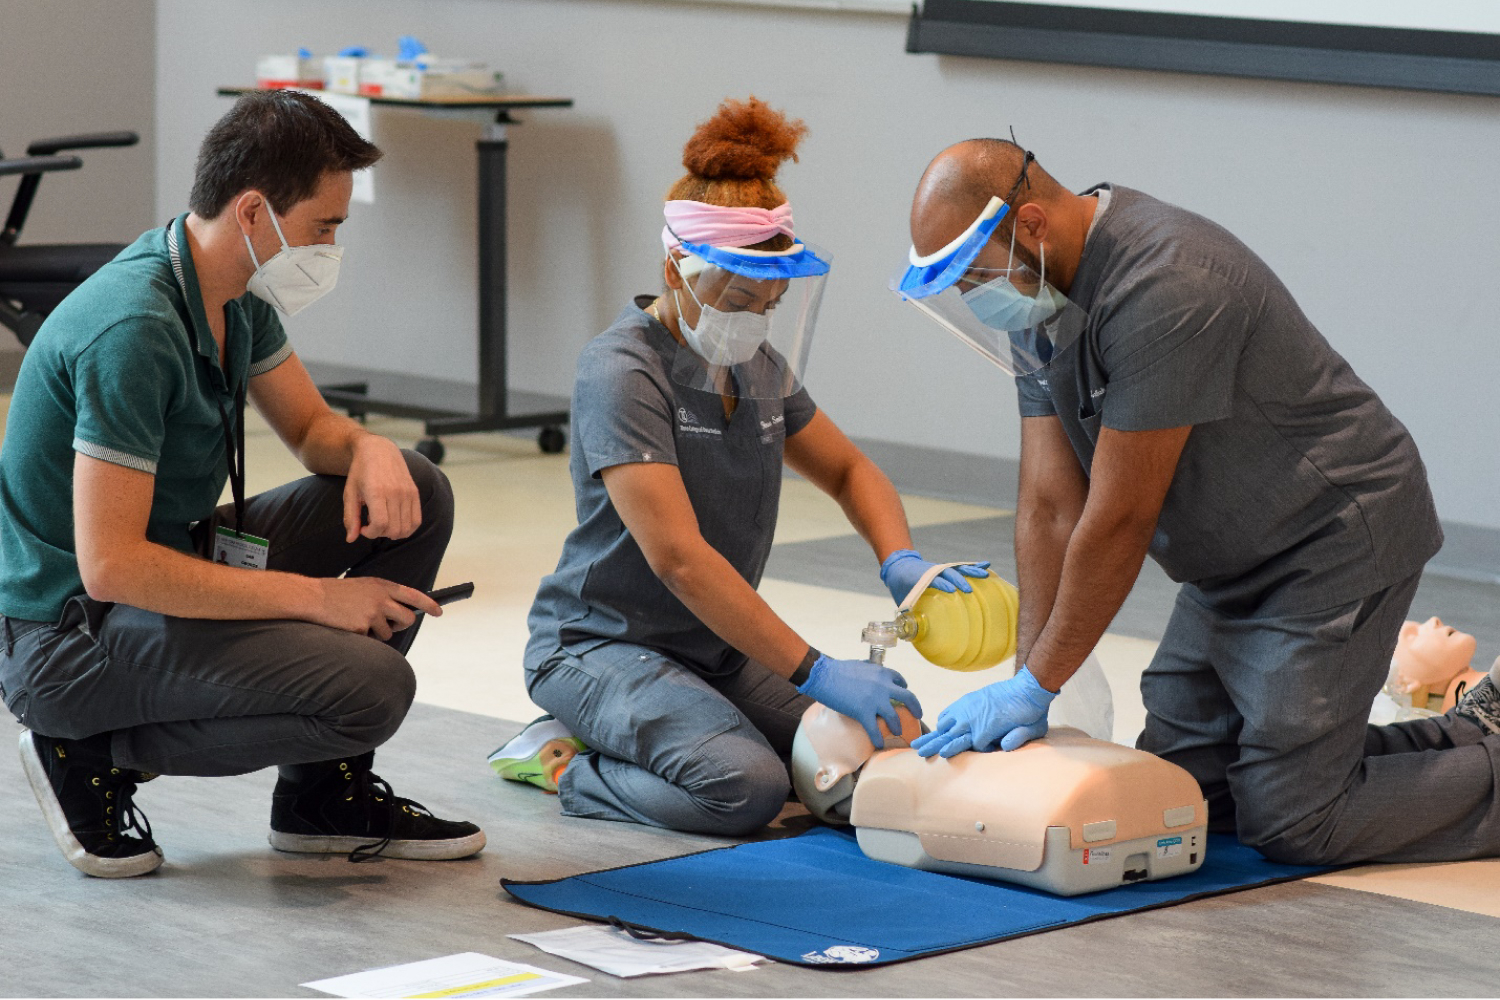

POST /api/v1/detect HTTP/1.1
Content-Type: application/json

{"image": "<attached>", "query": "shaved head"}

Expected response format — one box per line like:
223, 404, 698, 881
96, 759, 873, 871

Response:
910, 138, 1067, 257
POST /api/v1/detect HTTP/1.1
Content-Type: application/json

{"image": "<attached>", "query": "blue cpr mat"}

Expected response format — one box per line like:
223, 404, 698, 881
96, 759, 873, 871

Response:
502, 828, 1336, 967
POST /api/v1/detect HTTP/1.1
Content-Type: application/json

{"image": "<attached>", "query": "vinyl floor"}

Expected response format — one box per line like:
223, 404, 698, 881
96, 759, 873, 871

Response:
1, 406, 1497, 998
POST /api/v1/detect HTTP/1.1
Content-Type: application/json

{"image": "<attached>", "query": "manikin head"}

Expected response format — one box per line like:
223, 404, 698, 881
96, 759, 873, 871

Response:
1393, 617, 1477, 692
791, 702, 924, 825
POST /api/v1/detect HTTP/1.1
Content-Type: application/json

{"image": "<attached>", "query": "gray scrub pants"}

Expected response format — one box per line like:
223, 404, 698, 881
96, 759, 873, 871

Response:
1139, 572, 1500, 865
526, 639, 813, 837
0, 451, 452, 777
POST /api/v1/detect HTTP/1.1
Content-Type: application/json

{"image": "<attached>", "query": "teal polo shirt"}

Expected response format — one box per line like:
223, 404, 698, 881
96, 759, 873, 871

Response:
0, 214, 291, 622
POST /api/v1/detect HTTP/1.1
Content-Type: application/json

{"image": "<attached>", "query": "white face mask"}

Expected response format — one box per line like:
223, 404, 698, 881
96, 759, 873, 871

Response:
672, 265, 771, 366
243, 205, 343, 317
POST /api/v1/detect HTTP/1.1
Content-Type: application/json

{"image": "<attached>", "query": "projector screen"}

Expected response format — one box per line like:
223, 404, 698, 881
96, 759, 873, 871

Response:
974, 1, 1500, 36
907, 1, 1500, 95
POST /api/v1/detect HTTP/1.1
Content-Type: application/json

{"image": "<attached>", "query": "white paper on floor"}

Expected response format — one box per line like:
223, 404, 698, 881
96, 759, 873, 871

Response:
302, 951, 587, 998
510, 924, 765, 978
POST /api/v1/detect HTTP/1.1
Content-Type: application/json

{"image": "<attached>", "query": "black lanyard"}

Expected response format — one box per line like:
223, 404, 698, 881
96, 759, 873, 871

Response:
215, 378, 247, 537
168, 218, 247, 538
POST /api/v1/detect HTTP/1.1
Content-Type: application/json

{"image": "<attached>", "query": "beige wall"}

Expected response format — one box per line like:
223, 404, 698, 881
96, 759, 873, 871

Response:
0, 0, 156, 351
142, 0, 1500, 532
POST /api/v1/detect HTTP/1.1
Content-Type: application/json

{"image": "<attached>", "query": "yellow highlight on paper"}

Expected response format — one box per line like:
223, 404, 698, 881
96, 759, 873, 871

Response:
409, 972, 540, 998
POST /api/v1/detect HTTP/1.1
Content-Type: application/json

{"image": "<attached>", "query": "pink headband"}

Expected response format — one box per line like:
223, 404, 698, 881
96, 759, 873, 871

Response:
661, 200, 795, 252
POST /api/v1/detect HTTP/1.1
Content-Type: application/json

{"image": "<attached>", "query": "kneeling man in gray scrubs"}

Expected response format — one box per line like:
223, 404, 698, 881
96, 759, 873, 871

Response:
891, 137, 1500, 865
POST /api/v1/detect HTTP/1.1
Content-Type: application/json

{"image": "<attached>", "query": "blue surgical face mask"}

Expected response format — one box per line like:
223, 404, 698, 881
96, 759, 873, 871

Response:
961, 239, 1064, 332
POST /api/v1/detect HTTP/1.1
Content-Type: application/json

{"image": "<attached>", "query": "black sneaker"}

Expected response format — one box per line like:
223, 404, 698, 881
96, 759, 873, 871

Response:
268, 752, 485, 861
1454, 663, 1500, 736
18, 730, 163, 878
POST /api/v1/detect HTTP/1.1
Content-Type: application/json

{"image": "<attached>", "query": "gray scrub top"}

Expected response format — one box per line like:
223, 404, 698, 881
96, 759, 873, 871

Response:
1017, 185, 1442, 613
526, 297, 819, 675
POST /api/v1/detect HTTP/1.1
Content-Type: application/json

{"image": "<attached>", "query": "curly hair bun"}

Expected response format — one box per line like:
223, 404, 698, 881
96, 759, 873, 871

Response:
681, 96, 808, 182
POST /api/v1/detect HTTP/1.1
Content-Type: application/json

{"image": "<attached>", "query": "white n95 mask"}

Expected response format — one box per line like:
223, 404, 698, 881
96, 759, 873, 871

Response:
675, 292, 771, 367
243, 207, 343, 317
663, 239, 831, 399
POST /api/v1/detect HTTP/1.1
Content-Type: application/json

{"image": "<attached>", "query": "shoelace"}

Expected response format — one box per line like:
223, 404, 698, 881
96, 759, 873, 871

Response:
99, 768, 156, 850
345, 769, 438, 864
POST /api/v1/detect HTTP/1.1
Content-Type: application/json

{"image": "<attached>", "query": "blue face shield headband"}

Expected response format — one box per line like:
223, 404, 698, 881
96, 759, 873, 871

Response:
663, 232, 833, 400
675, 236, 830, 279
888, 152, 1087, 377
894, 146, 1035, 300
894, 197, 1009, 300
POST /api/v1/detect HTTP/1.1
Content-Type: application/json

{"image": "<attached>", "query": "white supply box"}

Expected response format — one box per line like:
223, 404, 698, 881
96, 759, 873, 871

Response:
322, 56, 363, 95
358, 57, 501, 99
255, 53, 324, 90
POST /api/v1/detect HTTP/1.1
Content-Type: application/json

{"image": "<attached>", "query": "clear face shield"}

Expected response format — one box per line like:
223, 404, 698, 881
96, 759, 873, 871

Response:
667, 236, 831, 399
891, 195, 1086, 376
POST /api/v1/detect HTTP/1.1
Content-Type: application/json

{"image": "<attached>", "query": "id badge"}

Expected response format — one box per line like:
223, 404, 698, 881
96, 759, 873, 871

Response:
213, 526, 270, 570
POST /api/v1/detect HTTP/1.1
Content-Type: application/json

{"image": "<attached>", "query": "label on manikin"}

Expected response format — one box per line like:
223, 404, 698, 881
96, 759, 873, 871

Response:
1155, 837, 1183, 859
1082, 847, 1111, 865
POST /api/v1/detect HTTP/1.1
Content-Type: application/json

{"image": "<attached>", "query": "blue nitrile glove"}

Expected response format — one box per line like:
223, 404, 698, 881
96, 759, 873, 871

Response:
798, 654, 923, 746
911, 666, 1057, 758
880, 549, 992, 606
398, 35, 428, 61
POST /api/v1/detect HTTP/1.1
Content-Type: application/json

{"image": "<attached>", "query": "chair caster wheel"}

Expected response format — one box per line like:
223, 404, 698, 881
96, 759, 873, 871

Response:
416, 437, 445, 464
538, 425, 566, 454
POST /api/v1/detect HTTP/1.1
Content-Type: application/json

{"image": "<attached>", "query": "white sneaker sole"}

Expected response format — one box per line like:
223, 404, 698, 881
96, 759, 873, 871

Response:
267, 828, 487, 860
488, 717, 577, 765
18, 731, 163, 879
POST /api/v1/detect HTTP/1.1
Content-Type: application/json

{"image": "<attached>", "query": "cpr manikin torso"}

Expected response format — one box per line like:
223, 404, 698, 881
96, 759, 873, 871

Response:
792, 704, 1208, 896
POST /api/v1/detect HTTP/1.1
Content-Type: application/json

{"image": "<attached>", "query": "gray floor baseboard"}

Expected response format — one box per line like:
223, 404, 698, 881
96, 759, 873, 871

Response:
1431, 521, 1500, 585
850, 436, 1019, 508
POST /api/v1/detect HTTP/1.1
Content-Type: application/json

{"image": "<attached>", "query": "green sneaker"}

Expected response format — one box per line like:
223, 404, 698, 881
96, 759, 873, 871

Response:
487, 716, 586, 794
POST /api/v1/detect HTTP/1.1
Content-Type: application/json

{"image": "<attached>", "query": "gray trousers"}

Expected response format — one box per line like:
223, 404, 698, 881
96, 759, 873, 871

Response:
1139, 572, 1500, 865
526, 639, 813, 837
0, 451, 452, 777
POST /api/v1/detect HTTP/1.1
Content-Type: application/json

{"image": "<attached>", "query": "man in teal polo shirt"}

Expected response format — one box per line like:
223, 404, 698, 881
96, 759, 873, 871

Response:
0, 90, 484, 877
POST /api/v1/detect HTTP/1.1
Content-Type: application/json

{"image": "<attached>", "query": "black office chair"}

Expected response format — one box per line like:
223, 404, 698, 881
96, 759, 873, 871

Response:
0, 131, 140, 347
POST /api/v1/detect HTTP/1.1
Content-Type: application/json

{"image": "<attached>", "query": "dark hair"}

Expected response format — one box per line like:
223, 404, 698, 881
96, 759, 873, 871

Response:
189, 90, 382, 218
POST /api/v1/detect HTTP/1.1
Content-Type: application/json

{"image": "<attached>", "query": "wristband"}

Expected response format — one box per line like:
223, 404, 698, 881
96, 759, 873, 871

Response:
790, 646, 819, 688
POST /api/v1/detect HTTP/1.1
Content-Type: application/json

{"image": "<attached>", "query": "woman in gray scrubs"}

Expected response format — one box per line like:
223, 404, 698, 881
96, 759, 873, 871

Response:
496, 98, 988, 837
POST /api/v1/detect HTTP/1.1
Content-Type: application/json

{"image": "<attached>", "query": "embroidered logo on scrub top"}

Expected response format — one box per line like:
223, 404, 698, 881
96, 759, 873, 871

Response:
758, 412, 786, 444
676, 406, 721, 437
